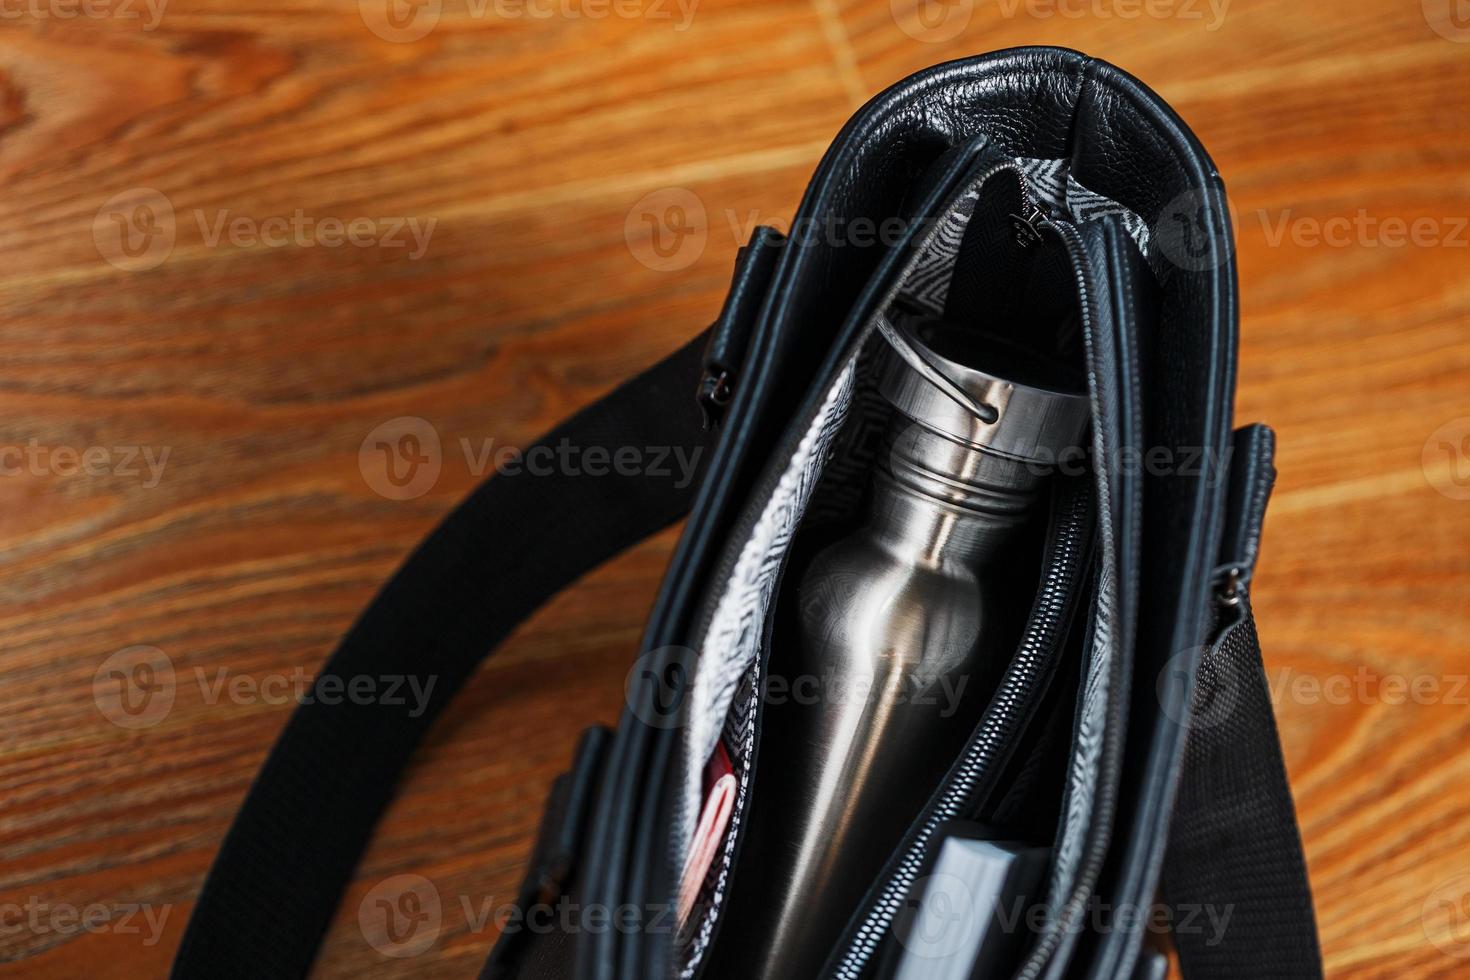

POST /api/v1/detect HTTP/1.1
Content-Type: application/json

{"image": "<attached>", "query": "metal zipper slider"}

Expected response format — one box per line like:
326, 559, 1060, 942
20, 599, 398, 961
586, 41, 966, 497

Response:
1213, 564, 1244, 608
697, 367, 734, 429
695, 226, 786, 429
1009, 203, 1049, 247
1211, 424, 1279, 610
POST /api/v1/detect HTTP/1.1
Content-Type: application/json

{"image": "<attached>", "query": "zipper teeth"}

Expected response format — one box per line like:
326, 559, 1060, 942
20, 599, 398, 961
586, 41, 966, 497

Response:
829, 481, 1092, 980
1010, 218, 1122, 980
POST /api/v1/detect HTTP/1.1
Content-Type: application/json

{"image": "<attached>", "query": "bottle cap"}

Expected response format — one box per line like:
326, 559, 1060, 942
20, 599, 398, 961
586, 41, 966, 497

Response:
877, 314, 1090, 466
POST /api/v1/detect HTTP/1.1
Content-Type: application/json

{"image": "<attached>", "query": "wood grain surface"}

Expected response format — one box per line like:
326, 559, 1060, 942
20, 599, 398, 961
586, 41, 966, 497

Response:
2, 0, 1467, 976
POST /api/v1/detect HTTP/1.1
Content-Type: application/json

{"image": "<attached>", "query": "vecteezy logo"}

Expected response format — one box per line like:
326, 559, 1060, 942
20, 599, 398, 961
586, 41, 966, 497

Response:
359, 416, 442, 500
93, 189, 176, 272
93, 646, 176, 729
1423, 874, 1470, 957
624, 188, 707, 272
891, 0, 974, 43
625, 647, 697, 729
798, 569, 864, 648
359, 874, 441, 958
1423, 417, 1470, 500
1152, 188, 1237, 273
1423, 0, 1470, 42
1157, 643, 1238, 731
359, 0, 442, 42
891, 872, 979, 958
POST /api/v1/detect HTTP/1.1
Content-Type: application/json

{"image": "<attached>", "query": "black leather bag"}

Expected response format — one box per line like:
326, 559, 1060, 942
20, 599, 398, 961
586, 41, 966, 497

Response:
172, 47, 1321, 980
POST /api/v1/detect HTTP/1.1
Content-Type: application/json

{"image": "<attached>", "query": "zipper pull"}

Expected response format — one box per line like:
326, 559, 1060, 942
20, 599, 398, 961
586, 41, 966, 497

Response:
1212, 564, 1244, 608
1212, 424, 1278, 610
1009, 203, 1048, 248
696, 226, 786, 429
697, 367, 734, 429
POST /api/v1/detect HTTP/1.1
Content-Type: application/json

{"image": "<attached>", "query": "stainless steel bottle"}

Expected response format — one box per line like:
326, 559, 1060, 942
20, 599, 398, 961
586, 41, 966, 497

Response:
720, 314, 1089, 980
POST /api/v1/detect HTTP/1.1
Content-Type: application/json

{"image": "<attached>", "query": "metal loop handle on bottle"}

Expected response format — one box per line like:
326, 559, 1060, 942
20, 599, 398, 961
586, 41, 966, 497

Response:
875, 315, 1000, 424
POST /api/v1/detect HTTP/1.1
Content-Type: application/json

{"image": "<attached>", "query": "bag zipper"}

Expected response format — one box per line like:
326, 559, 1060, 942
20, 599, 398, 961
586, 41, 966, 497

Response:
1009, 216, 1132, 980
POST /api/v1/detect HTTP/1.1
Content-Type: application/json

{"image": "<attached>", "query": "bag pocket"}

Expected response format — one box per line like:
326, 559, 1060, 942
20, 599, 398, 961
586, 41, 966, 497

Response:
1011, 215, 1152, 980
674, 160, 1153, 980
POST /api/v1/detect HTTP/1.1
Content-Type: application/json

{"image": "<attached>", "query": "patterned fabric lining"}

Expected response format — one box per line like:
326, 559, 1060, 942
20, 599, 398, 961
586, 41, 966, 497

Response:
677, 361, 855, 974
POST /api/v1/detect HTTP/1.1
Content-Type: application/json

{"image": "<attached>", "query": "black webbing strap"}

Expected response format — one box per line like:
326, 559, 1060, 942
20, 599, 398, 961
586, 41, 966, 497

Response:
172, 331, 716, 980
1163, 602, 1322, 980
1162, 424, 1322, 979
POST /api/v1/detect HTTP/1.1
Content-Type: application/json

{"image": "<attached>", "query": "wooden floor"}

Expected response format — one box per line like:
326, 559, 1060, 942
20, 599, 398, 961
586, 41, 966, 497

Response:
2, 0, 1468, 976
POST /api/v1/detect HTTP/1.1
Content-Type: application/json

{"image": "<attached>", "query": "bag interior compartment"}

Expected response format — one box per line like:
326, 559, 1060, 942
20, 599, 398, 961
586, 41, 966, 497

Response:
674, 155, 1152, 980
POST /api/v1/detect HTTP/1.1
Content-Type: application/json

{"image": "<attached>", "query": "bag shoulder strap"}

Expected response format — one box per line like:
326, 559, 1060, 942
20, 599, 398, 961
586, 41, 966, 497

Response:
1162, 424, 1323, 979
171, 331, 717, 979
